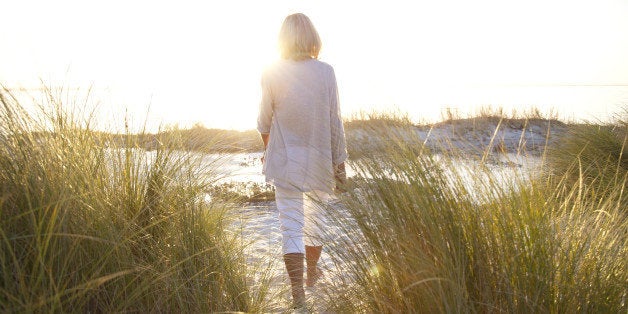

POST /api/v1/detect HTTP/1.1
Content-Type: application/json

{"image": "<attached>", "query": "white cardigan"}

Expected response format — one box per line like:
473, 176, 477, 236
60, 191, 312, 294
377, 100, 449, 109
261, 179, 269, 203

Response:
257, 59, 347, 193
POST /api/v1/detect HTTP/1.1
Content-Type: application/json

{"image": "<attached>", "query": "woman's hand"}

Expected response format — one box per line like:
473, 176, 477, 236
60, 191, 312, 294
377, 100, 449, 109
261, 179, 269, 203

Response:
334, 162, 347, 193
260, 133, 269, 165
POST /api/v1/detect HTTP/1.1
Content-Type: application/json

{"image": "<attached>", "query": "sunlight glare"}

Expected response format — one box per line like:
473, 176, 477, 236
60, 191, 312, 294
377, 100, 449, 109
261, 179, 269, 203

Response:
1, 0, 626, 131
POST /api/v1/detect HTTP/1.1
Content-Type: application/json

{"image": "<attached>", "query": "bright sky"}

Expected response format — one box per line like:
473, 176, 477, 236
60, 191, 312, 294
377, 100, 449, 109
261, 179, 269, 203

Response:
2, 0, 628, 131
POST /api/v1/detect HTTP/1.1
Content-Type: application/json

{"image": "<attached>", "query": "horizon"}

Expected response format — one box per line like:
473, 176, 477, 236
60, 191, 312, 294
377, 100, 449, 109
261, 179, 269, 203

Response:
2, 0, 628, 131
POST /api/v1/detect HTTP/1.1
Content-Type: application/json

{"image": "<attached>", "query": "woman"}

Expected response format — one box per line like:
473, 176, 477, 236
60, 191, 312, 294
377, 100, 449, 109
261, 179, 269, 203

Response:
257, 13, 347, 308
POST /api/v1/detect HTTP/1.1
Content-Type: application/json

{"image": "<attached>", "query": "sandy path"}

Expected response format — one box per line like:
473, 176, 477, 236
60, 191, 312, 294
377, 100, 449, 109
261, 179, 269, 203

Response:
232, 201, 350, 313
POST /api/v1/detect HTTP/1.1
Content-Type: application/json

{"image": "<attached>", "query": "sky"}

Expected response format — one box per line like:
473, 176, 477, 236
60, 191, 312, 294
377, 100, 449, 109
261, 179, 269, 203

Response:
2, 0, 628, 131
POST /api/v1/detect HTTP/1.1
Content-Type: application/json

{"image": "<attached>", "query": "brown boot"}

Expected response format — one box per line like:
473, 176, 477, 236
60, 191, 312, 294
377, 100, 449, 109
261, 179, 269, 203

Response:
305, 245, 323, 287
283, 253, 305, 307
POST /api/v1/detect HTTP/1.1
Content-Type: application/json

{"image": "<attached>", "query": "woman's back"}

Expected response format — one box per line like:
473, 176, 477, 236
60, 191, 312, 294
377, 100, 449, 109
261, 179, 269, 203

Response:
258, 59, 346, 192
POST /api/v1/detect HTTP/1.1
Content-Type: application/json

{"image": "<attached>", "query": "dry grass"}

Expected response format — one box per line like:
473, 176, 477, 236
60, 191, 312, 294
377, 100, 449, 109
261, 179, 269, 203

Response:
0, 86, 272, 312
321, 113, 627, 313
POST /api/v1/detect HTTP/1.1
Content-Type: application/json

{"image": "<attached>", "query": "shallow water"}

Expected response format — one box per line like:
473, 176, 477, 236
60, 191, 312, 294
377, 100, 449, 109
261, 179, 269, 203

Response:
210, 152, 359, 185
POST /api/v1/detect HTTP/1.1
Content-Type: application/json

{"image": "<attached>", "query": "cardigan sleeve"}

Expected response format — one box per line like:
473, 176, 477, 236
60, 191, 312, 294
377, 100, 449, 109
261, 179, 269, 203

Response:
257, 71, 273, 134
329, 67, 348, 166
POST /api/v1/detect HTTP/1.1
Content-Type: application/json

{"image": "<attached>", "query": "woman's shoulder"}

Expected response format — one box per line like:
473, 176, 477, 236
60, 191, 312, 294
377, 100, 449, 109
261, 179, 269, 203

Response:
310, 59, 334, 71
263, 59, 334, 78
261, 61, 284, 83
270, 58, 333, 68
261, 59, 295, 78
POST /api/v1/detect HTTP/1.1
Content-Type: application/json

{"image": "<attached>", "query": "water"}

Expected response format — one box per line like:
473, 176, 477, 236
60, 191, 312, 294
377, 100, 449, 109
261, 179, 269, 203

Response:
211, 152, 359, 185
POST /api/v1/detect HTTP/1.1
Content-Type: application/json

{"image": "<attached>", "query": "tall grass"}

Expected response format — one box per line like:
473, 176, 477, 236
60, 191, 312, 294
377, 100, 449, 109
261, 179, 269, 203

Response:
0, 87, 267, 312
323, 114, 627, 313
546, 112, 627, 208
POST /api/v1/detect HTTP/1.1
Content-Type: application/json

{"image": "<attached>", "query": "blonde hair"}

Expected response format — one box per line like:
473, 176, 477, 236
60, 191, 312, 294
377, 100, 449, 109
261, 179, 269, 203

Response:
278, 13, 322, 60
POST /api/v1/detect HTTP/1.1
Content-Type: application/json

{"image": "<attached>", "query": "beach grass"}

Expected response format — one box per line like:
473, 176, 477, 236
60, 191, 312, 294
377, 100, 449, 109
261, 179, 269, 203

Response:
545, 111, 627, 208
0, 87, 271, 312
2, 85, 626, 313
322, 113, 627, 313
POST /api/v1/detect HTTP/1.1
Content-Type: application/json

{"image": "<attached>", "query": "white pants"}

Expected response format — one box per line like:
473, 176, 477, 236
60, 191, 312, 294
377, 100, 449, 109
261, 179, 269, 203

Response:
275, 187, 330, 255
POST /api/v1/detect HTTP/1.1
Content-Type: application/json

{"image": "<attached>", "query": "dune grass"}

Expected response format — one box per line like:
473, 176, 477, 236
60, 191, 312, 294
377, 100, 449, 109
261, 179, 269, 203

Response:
2, 85, 625, 313
322, 113, 627, 313
545, 111, 627, 209
0, 87, 270, 312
